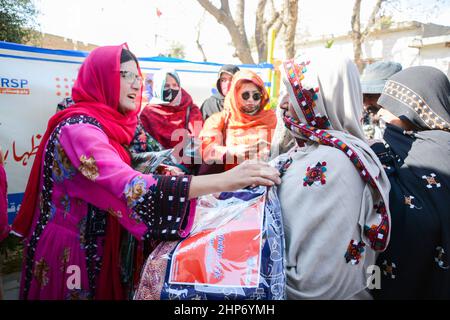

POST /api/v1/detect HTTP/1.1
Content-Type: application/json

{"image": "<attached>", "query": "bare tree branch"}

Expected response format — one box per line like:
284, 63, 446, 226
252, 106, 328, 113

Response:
235, 0, 246, 37
255, 0, 285, 62
220, 0, 231, 15
196, 0, 225, 22
273, 12, 285, 39
196, 0, 255, 63
264, 9, 280, 31
284, 0, 298, 59
197, 0, 297, 63
351, 0, 387, 72
255, 0, 268, 62
351, 0, 363, 71
362, 0, 385, 40
196, 10, 208, 62
351, 0, 361, 34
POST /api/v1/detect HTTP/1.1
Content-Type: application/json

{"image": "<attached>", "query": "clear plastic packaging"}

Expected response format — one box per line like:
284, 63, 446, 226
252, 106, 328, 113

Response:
134, 184, 286, 300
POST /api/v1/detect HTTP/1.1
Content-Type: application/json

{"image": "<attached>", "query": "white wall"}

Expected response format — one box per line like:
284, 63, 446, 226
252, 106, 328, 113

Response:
289, 27, 450, 77
419, 45, 450, 77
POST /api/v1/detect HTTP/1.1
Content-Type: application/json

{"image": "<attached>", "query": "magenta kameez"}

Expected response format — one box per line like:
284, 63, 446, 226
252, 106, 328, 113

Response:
21, 116, 195, 300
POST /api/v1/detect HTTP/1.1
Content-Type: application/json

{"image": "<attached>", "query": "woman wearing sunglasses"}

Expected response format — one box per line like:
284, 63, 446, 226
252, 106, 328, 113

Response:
199, 70, 277, 173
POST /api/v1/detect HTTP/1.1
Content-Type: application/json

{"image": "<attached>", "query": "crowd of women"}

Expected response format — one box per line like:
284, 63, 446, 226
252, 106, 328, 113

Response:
0, 43, 449, 300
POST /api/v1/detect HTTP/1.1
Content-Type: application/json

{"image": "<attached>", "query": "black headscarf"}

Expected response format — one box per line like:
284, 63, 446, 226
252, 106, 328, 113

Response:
377, 66, 450, 131
371, 66, 450, 299
201, 64, 240, 120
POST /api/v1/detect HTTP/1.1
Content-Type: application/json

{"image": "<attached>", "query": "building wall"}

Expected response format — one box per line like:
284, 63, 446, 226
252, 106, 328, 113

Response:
419, 45, 450, 77
27, 33, 98, 52
362, 29, 421, 66
288, 25, 450, 77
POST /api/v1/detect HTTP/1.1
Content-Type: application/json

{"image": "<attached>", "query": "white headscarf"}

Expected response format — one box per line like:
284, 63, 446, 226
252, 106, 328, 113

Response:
150, 68, 182, 106
277, 53, 392, 299
270, 90, 295, 158
282, 52, 365, 140
280, 53, 389, 199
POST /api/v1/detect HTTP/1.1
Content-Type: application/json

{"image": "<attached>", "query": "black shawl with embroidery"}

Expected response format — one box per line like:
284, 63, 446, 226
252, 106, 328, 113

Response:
371, 66, 450, 299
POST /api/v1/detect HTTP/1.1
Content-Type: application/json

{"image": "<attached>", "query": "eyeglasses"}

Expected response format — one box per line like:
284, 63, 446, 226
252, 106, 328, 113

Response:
241, 91, 262, 101
120, 70, 142, 85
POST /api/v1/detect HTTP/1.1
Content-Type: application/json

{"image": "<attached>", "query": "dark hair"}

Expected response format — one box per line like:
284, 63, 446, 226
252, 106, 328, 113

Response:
120, 49, 138, 64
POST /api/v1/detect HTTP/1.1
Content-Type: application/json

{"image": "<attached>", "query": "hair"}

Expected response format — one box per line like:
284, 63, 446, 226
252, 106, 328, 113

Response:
120, 48, 138, 65
166, 73, 180, 86
236, 79, 262, 93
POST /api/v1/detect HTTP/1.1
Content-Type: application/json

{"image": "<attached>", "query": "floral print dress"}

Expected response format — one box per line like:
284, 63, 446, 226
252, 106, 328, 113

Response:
20, 116, 195, 300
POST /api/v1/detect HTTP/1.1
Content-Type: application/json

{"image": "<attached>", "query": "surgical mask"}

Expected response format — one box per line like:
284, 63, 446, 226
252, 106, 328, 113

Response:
163, 89, 179, 102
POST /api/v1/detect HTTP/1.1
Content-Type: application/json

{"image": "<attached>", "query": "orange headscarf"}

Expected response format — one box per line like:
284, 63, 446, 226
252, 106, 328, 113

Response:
200, 70, 277, 170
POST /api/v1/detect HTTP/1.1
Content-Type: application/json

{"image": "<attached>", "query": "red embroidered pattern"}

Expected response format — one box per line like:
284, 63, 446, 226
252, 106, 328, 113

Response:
345, 240, 366, 265
284, 116, 390, 251
303, 161, 327, 186
283, 60, 330, 129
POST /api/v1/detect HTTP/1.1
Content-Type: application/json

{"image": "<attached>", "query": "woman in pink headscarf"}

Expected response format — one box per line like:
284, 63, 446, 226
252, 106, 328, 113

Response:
11, 45, 280, 300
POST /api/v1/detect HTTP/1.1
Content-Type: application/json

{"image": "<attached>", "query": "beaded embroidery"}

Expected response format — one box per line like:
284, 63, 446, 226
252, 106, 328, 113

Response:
60, 194, 71, 218
60, 247, 71, 272
52, 142, 76, 183
33, 257, 50, 287
124, 176, 148, 208
404, 195, 422, 210
364, 202, 389, 251
79, 154, 99, 181
422, 173, 441, 189
435, 246, 449, 270
284, 116, 377, 189
283, 115, 390, 251
383, 80, 450, 131
345, 240, 365, 265
303, 161, 327, 187
22, 115, 102, 299
84, 205, 106, 298
283, 60, 330, 129
381, 260, 397, 279
136, 175, 191, 241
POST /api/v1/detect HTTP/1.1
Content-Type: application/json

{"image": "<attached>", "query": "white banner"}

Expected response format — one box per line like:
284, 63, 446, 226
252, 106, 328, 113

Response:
0, 41, 273, 223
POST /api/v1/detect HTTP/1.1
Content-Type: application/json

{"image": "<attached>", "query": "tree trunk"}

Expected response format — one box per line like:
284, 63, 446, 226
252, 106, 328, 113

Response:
196, 0, 255, 64
351, 0, 363, 73
255, 0, 268, 62
197, 0, 295, 64
351, 0, 386, 73
284, 0, 298, 59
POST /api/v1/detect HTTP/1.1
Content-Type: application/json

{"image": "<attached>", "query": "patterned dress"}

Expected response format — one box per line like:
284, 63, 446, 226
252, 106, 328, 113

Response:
371, 124, 450, 299
20, 115, 195, 300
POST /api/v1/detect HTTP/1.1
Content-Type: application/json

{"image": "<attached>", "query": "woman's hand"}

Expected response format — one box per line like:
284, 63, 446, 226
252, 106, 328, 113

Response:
221, 160, 280, 191
189, 160, 281, 199
227, 140, 270, 161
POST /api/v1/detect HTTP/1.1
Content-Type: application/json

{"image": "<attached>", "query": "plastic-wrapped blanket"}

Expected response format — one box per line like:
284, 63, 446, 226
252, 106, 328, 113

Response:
134, 184, 285, 300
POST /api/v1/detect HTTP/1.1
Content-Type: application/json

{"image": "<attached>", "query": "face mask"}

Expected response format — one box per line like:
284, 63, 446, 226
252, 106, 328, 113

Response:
163, 89, 179, 102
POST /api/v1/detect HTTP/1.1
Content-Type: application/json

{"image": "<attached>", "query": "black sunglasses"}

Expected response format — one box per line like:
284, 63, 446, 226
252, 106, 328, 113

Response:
241, 91, 261, 101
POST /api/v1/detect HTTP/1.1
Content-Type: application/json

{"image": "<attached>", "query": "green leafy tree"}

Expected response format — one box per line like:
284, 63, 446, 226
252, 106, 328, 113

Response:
0, 0, 40, 44
168, 41, 186, 59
